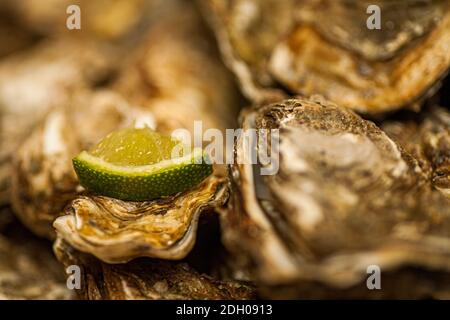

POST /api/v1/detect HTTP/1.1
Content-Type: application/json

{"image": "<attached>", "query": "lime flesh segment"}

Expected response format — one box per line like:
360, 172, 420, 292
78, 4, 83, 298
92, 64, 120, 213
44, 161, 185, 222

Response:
72, 128, 212, 201
90, 127, 182, 166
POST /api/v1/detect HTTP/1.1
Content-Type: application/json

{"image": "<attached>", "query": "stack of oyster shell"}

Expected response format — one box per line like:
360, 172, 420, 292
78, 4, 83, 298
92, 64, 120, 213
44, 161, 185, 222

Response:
1, 0, 450, 299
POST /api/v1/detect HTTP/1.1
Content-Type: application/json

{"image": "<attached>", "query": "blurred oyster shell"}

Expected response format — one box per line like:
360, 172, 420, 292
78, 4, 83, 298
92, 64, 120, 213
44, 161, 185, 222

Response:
202, 0, 450, 113
0, 206, 14, 231
11, 91, 134, 238
200, 0, 294, 102
115, 0, 242, 134
0, 8, 39, 58
223, 97, 450, 298
54, 238, 255, 300
258, 267, 450, 299
303, 0, 449, 61
11, 111, 79, 238
0, 214, 73, 300
382, 106, 450, 195
53, 175, 228, 263
0, 39, 113, 205
0, 0, 158, 41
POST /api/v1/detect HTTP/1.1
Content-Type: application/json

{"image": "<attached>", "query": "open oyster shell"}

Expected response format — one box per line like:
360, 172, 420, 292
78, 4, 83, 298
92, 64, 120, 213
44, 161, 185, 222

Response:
54, 1, 241, 263
224, 97, 450, 298
52, 0, 241, 259
54, 238, 255, 300
202, 0, 450, 113
53, 175, 228, 263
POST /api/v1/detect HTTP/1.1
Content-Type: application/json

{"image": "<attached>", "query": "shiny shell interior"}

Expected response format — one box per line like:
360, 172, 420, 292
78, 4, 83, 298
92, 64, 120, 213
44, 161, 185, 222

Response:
54, 175, 228, 263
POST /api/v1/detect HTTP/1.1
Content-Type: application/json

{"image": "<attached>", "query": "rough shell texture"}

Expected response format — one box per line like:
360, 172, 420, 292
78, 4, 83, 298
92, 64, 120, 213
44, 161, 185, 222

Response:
11, 0, 242, 241
200, 0, 293, 103
0, 214, 73, 299
54, 175, 228, 263
11, 91, 135, 239
0, 39, 113, 206
202, 0, 450, 114
300, 0, 449, 61
54, 238, 255, 300
382, 106, 450, 196
223, 97, 450, 298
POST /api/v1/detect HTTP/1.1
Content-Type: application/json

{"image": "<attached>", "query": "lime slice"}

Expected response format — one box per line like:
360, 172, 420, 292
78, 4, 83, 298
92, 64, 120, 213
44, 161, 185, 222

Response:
72, 127, 212, 201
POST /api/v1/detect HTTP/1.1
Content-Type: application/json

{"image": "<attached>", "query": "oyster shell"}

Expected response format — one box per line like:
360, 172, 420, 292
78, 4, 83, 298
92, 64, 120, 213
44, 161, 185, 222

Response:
0, 206, 14, 231
53, 175, 228, 263
11, 91, 133, 238
115, 0, 242, 134
382, 106, 450, 195
12, 0, 242, 266
202, 0, 450, 113
54, 238, 255, 300
0, 8, 38, 58
0, 0, 158, 41
224, 97, 450, 298
0, 213, 73, 300
200, 0, 294, 102
50, 0, 242, 262
0, 39, 114, 206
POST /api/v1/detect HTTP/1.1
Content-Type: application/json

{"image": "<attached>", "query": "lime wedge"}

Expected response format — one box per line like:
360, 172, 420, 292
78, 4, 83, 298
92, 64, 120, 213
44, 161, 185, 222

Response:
72, 127, 212, 201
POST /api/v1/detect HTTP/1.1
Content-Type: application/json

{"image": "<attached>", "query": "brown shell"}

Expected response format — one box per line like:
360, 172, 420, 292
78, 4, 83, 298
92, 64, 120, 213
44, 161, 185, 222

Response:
0, 39, 113, 206
223, 97, 450, 298
11, 91, 133, 239
202, 0, 450, 114
10, 0, 242, 240
382, 106, 450, 195
53, 175, 228, 263
53, 238, 255, 300
0, 0, 157, 41
114, 0, 242, 134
